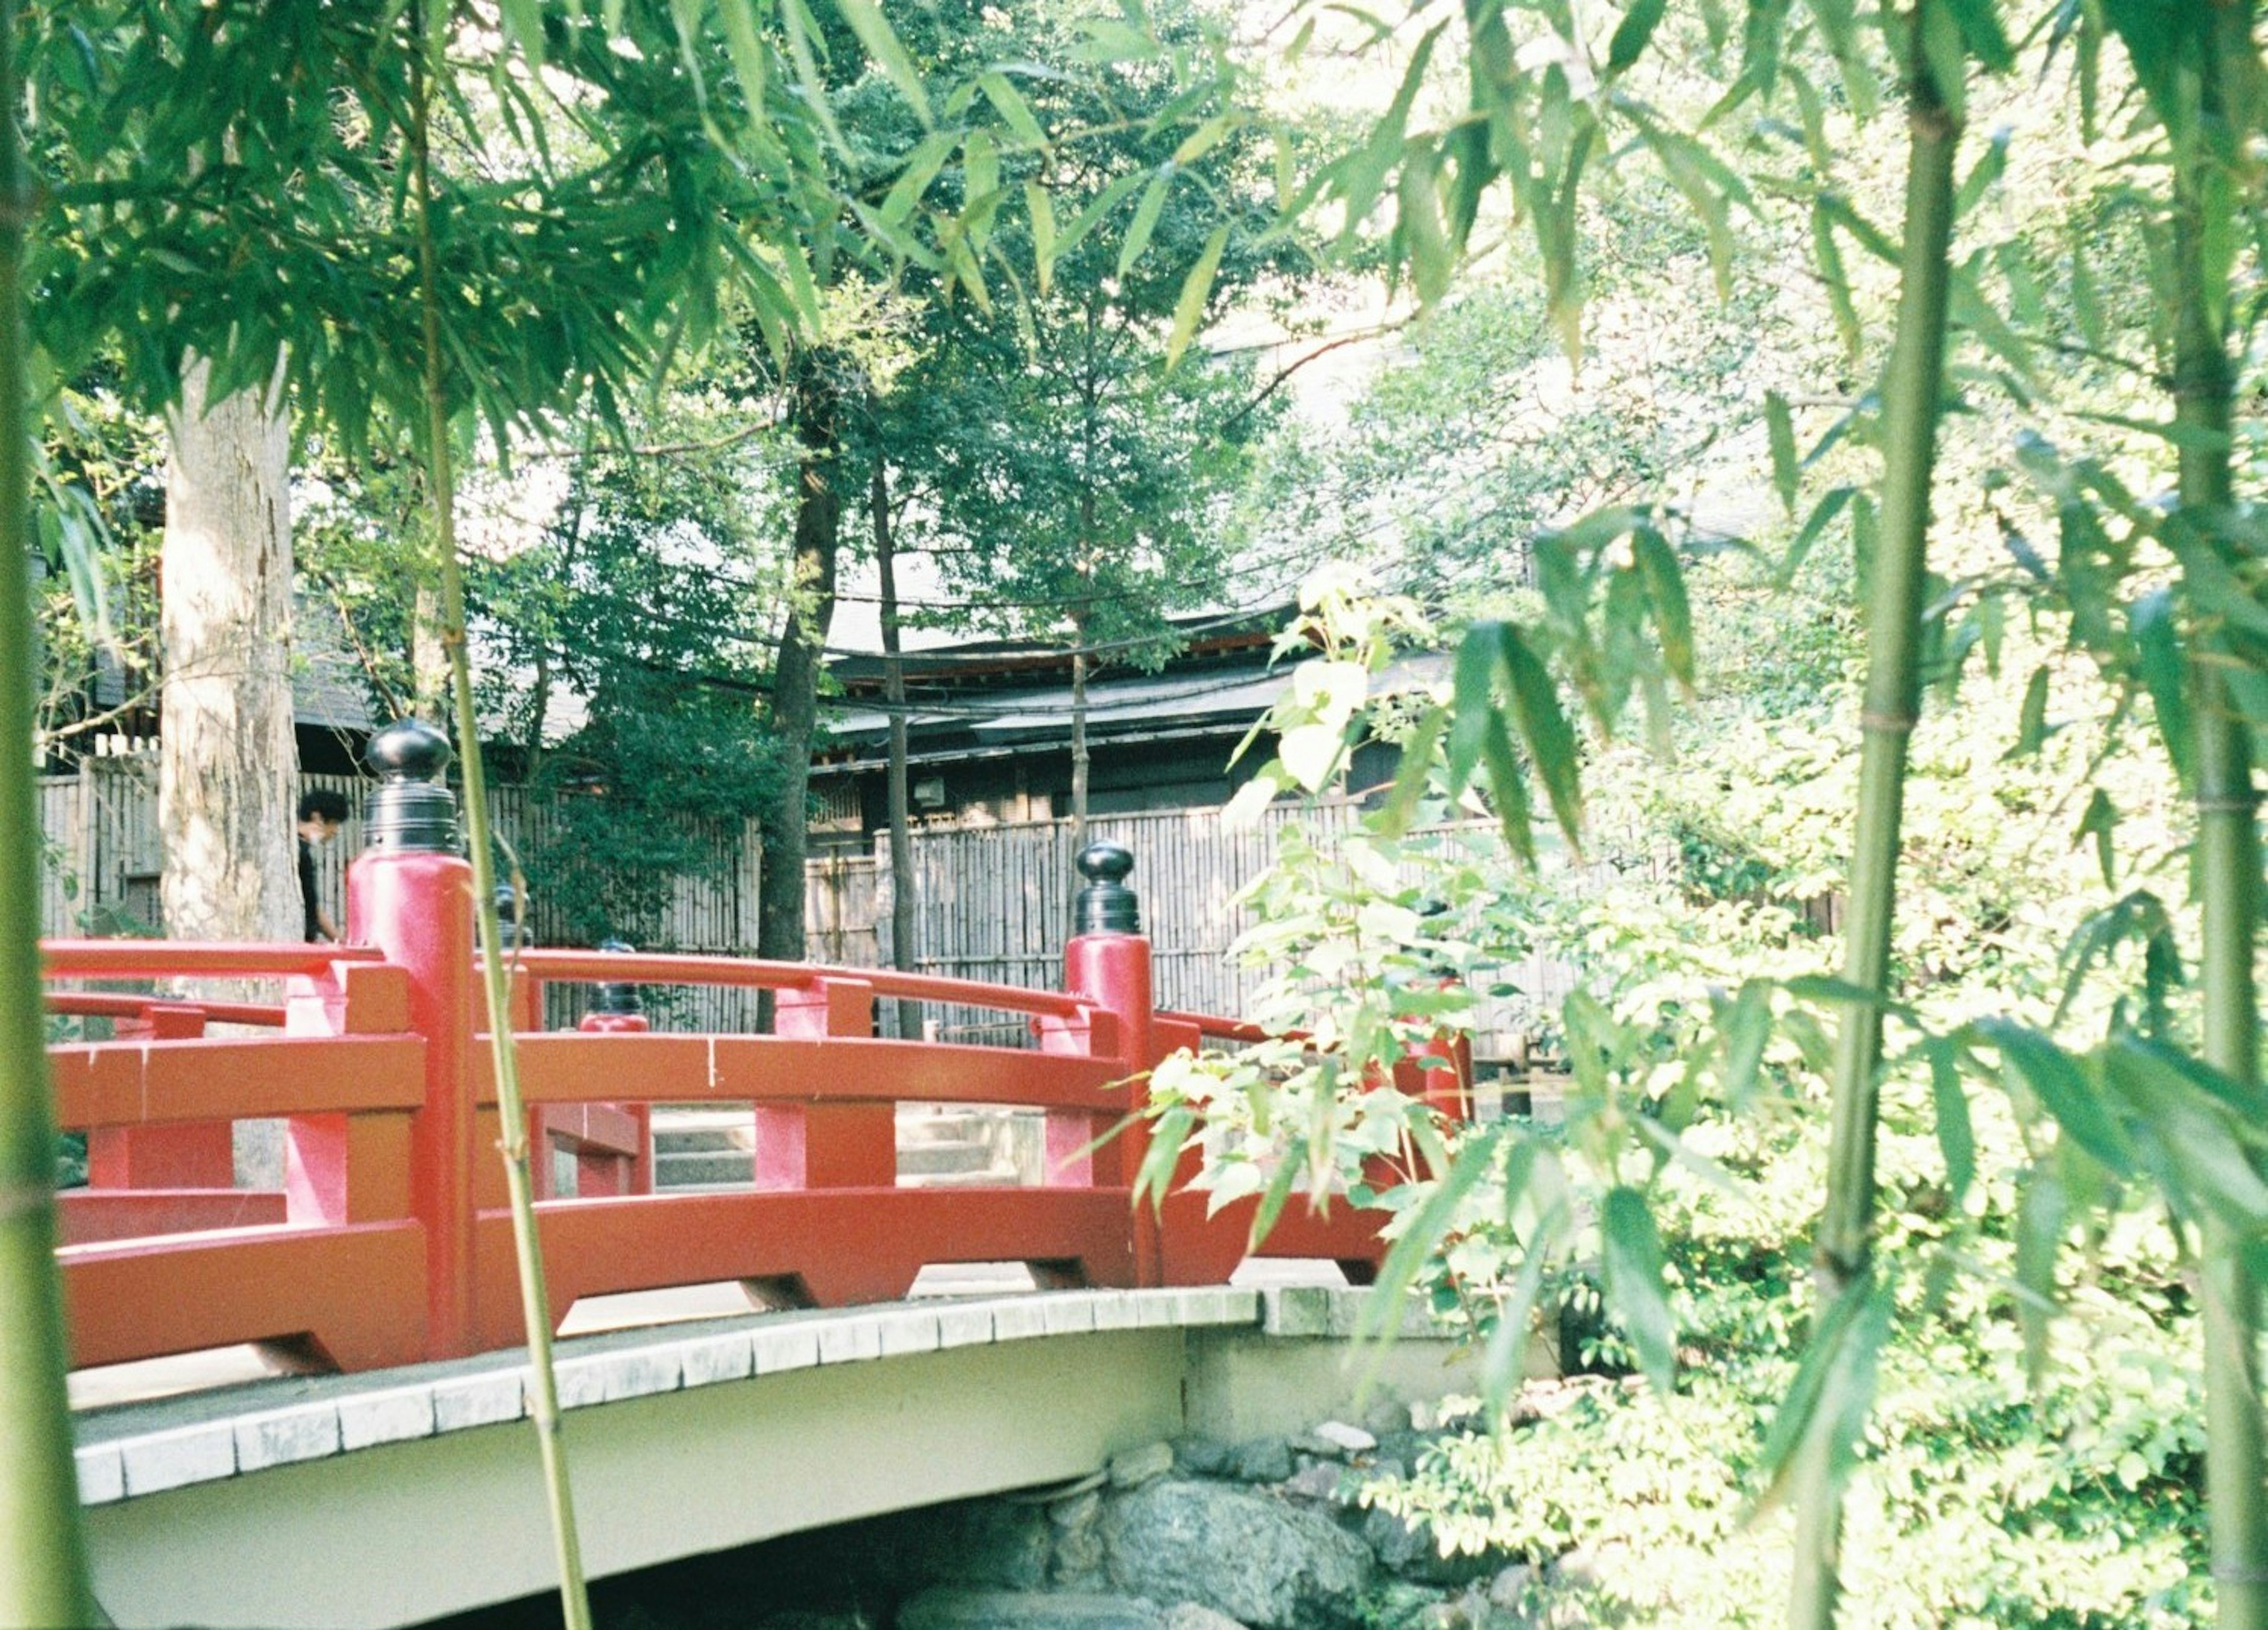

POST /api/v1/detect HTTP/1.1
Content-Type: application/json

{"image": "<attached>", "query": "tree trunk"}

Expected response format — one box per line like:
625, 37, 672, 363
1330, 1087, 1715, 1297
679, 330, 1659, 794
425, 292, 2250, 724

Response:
1070, 640, 1090, 854
1788, 9, 1961, 1625
1070, 599, 1089, 853
872, 458, 920, 1040
2171, 5, 2268, 1616
158, 356, 299, 945
0, 0, 99, 1602
411, 578, 448, 720
757, 356, 841, 1025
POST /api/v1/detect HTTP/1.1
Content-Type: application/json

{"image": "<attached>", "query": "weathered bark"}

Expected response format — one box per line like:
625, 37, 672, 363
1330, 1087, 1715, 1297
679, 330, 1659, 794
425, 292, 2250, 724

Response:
158, 357, 299, 945
411, 578, 448, 720
1070, 639, 1090, 853
757, 356, 841, 1020
872, 458, 920, 1040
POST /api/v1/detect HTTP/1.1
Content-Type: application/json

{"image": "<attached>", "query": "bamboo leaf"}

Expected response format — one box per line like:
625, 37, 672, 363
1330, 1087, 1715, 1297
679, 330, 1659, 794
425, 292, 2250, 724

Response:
1376, 706, 1446, 839
1165, 224, 1230, 370
1782, 486, 1854, 584
1055, 171, 1144, 261
1246, 1150, 1305, 1248
1496, 624, 1583, 845
1812, 204, 1863, 367
1718, 981, 1770, 1105
1446, 623, 1498, 794
1478, 706, 1537, 866
2129, 588, 2194, 790
1752, 1271, 1884, 1513
1135, 1106, 1195, 1215
2073, 788, 2117, 889
1926, 1039, 1975, 1206
1480, 1231, 1553, 1417
2004, 663, 2051, 759
1026, 181, 1056, 295
1116, 171, 1173, 278
1601, 1186, 1676, 1393
979, 72, 1047, 150
1980, 1019, 2133, 1176
497, 0, 546, 69
1631, 525, 1695, 689
716, 0, 770, 113
1606, 0, 1669, 74
1355, 1127, 1504, 1343
2013, 1163, 2065, 1387
1765, 390, 1798, 513
830, 0, 933, 125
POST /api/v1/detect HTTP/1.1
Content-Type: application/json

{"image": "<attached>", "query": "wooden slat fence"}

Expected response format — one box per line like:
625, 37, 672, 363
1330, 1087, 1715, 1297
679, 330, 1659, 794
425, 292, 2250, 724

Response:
39, 755, 1602, 1054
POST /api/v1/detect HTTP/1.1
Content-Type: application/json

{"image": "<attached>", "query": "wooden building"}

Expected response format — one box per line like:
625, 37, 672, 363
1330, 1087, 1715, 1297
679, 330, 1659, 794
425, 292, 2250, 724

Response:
810, 609, 1398, 851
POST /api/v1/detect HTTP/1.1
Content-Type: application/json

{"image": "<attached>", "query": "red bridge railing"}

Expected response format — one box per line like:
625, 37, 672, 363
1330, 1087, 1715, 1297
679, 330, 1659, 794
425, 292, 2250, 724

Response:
38, 724, 1453, 1378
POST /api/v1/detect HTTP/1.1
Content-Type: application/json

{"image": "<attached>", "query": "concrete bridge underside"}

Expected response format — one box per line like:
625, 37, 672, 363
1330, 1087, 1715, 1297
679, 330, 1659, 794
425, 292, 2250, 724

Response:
74, 1287, 1489, 1630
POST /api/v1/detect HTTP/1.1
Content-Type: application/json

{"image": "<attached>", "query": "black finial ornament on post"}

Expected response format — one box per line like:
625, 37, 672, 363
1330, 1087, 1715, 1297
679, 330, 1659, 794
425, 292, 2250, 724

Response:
594, 939, 643, 1017
363, 718, 459, 854
1074, 842, 1139, 936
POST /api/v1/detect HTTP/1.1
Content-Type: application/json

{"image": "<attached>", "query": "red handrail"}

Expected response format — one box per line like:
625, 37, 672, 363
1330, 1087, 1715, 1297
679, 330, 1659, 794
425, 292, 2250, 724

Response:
42, 940, 383, 978
45, 992, 288, 1027
37, 874, 1410, 1376
497, 948, 1093, 1021
1157, 1008, 1309, 1045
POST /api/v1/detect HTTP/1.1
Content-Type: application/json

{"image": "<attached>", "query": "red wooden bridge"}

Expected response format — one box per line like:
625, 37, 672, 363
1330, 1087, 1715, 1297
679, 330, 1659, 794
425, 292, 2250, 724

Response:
43, 725, 1465, 1384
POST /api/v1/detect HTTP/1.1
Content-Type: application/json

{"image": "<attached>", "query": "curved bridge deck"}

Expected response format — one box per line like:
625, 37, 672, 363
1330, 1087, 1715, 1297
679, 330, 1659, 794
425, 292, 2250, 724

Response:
75, 1286, 1479, 1630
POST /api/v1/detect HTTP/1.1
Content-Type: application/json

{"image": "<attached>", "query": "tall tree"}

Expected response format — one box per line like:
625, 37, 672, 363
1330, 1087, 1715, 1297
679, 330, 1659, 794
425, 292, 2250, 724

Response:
871, 456, 920, 1037
757, 351, 845, 990
158, 360, 298, 943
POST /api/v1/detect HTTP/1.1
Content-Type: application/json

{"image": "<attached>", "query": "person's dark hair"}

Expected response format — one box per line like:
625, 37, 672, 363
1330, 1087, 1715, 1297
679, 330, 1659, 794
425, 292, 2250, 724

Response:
298, 789, 351, 824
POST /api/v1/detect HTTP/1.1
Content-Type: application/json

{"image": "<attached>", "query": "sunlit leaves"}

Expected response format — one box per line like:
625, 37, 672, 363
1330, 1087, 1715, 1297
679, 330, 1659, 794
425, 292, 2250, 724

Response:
1165, 223, 1229, 369
1600, 1186, 1676, 1393
1753, 1270, 1892, 1514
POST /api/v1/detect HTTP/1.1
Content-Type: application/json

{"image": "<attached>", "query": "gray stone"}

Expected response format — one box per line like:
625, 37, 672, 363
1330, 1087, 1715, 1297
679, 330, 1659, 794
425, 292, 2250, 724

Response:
1163, 1606, 1247, 1630
1109, 1442, 1175, 1489
1225, 1437, 1293, 1483
1364, 1400, 1416, 1439
1050, 1491, 1104, 1533
1282, 1461, 1349, 1503
1172, 1437, 1231, 1476
1052, 1523, 1108, 1589
1367, 1583, 1449, 1630
1008, 1470, 1104, 1505
898, 1588, 1166, 1630
1311, 1421, 1377, 1456
1486, 1566, 1535, 1610
1364, 1508, 1428, 1573
1102, 1479, 1373, 1629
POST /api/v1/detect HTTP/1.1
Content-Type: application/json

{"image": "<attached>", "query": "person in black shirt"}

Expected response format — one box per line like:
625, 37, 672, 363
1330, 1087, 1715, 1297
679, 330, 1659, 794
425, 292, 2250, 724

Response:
296, 789, 350, 942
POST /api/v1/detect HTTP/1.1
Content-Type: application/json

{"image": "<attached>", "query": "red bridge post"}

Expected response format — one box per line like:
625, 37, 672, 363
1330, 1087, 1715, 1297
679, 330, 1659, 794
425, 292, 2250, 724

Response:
1059, 842, 1162, 1287
346, 720, 480, 1360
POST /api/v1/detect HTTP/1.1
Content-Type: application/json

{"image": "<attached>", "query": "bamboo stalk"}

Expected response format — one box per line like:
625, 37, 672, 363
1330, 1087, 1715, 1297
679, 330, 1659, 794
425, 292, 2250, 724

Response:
409, 32, 592, 1630
2171, 5, 2268, 1618
0, 0, 100, 1613
1787, 8, 1962, 1625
